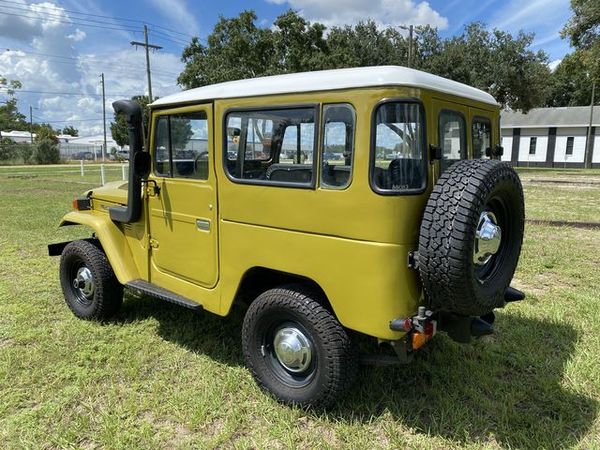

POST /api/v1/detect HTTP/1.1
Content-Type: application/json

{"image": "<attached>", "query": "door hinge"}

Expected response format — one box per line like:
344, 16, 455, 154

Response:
149, 238, 159, 249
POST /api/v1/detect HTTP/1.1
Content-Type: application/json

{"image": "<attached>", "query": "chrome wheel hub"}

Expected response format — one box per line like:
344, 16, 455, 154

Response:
474, 211, 502, 265
273, 326, 313, 373
73, 267, 94, 298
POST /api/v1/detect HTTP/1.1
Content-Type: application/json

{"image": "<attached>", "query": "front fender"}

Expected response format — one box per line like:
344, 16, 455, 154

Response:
58, 210, 140, 284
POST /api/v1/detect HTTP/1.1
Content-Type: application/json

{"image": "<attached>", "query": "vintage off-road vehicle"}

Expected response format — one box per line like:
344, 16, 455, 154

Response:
49, 66, 525, 406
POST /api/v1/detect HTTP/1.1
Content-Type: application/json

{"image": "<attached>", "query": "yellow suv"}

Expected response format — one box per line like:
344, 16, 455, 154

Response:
49, 66, 525, 407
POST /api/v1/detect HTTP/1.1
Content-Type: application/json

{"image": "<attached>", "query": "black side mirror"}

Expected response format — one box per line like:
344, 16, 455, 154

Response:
133, 151, 151, 178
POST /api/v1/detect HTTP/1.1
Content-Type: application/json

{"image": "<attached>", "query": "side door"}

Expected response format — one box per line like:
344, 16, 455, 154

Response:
432, 98, 469, 175
148, 104, 218, 289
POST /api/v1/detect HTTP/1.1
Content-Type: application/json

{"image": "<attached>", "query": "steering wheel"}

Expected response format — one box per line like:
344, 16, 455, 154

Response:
194, 151, 209, 175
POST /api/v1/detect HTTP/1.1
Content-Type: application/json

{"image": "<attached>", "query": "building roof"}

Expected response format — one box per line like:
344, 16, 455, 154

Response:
502, 106, 600, 128
151, 66, 498, 107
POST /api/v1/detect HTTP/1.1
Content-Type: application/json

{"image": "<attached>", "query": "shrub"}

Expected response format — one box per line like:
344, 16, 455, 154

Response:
0, 138, 18, 161
34, 139, 60, 164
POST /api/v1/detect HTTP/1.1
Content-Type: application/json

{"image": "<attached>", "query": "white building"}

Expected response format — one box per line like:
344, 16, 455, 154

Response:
1, 130, 35, 142
500, 106, 599, 168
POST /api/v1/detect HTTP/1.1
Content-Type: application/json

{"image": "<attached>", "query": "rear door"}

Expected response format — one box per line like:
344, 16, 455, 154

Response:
147, 104, 218, 289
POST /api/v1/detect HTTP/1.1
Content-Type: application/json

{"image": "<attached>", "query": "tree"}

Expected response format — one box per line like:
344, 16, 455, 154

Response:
34, 139, 60, 164
546, 52, 595, 106
61, 125, 79, 137
34, 123, 58, 144
0, 76, 28, 132
177, 12, 552, 111
110, 95, 152, 147
561, 0, 599, 87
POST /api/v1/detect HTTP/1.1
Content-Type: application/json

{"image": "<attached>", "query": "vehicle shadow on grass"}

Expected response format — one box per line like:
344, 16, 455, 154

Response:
117, 292, 596, 449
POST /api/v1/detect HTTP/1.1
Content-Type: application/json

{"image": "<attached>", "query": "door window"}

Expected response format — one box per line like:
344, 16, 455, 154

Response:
472, 117, 491, 159
439, 110, 466, 172
153, 111, 209, 180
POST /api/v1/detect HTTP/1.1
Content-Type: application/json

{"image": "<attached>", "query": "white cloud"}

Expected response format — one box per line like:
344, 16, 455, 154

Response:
147, 0, 199, 36
67, 29, 86, 42
548, 59, 561, 72
266, 0, 448, 29
0, 1, 184, 137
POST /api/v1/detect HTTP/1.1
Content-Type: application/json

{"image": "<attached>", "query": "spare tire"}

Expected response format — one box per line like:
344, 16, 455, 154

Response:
418, 159, 524, 316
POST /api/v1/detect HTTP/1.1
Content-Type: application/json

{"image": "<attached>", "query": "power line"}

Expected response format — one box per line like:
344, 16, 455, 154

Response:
0, 10, 143, 33
33, 117, 104, 123
131, 25, 162, 100
0, 0, 198, 40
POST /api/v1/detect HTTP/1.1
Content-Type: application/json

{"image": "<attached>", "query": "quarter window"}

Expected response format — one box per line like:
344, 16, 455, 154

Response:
439, 110, 466, 172
225, 107, 316, 185
321, 104, 355, 189
372, 102, 426, 193
472, 117, 491, 159
153, 111, 209, 180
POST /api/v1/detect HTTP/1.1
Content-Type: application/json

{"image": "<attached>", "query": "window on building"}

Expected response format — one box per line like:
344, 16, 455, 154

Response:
439, 110, 466, 172
472, 118, 491, 159
566, 136, 574, 156
225, 107, 316, 185
529, 137, 537, 155
371, 101, 426, 193
153, 111, 209, 180
321, 104, 355, 189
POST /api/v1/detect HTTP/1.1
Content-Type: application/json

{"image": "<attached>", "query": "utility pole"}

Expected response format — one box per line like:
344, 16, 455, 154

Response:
100, 73, 107, 162
131, 24, 162, 101
399, 25, 414, 68
585, 79, 596, 169
29, 105, 33, 143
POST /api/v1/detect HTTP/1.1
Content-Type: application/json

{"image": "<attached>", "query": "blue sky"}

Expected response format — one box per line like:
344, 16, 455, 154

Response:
0, 0, 573, 136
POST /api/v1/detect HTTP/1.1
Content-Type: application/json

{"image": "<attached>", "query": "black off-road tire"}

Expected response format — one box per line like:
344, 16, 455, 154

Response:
59, 239, 123, 320
242, 285, 358, 407
418, 160, 524, 316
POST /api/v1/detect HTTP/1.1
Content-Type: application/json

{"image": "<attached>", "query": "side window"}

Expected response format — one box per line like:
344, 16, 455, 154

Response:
472, 117, 491, 159
321, 104, 355, 189
371, 102, 426, 193
529, 137, 537, 155
566, 136, 574, 155
153, 111, 209, 180
439, 110, 466, 172
225, 107, 316, 185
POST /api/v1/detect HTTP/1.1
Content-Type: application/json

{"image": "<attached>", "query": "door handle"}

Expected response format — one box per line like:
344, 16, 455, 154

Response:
196, 219, 210, 231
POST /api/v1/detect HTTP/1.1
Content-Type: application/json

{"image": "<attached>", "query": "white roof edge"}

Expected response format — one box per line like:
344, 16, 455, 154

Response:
501, 124, 598, 129
151, 66, 498, 107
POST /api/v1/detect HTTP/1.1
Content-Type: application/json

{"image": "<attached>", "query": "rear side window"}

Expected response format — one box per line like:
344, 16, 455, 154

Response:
371, 102, 426, 194
153, 111, 209, 179
472, 117, 491, 159
439, 110, 466, 172
321, 104, 355, 189
225, 107, 316, 186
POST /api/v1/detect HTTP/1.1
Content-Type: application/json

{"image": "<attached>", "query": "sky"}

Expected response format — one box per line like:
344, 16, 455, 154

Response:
0, 0, 573, 137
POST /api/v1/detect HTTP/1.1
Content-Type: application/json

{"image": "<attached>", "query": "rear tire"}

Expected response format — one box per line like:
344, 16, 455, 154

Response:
59, 239, 123, 320
242, 285, 357, 407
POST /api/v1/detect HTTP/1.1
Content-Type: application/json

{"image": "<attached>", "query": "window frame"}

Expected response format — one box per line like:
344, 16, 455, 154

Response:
222, 104, 320, 189
369, 98, 428, 196
471, 116, 492, 159
152, 110, 210, 180
566, 136, 574, 156
529, 136, 537, 155
320, 103, 356, 190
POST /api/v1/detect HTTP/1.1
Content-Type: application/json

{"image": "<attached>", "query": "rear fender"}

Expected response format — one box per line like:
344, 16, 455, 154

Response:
57, 211, 140, 284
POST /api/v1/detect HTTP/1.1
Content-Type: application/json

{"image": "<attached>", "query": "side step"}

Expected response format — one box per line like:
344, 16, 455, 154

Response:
126, 279, 203, 311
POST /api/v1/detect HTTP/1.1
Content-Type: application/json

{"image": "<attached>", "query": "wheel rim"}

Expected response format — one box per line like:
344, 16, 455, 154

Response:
70, 263, 95, 306
473, 197, 509, 283
263, 321, 316, 388
473, 211, 502, 266
273, 326, 313, 373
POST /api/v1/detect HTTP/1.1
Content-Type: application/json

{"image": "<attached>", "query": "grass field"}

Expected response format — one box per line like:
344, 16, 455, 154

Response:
0, 165, 599, 449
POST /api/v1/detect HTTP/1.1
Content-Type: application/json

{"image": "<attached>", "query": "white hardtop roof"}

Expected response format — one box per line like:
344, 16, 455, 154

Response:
151, 66, 498, 107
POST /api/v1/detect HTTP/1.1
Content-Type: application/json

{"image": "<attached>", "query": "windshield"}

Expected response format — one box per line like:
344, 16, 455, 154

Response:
371, 101, 426, 194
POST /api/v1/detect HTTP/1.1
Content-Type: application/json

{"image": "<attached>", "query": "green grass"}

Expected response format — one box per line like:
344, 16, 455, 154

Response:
0, 166, 599, 449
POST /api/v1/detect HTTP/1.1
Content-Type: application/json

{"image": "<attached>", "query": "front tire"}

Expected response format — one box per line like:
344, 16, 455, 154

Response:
242, 285, 357, 407
59, 239, 123, 320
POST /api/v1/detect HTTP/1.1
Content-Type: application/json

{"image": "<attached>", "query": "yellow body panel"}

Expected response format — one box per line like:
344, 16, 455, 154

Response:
58, 85, 500, 340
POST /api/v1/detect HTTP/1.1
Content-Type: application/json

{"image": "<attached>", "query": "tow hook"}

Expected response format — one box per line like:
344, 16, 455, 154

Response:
390, 306, 437, 351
